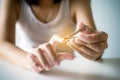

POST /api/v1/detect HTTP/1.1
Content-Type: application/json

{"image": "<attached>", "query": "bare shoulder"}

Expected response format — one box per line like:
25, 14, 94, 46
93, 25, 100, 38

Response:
70, 0, 91, 22
70, 0, 90, 6
0, 0, 22, 43
70, 0, 90, 11
1, 0, 21, 19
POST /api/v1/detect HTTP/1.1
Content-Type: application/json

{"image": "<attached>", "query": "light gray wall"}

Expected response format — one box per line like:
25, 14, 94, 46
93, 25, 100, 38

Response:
0, 0, 120, 58
0, 0, 2, 7
91, 0, 120, 58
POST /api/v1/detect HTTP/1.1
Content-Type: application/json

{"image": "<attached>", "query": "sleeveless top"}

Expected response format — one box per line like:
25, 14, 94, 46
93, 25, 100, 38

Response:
16, 0, 76, 52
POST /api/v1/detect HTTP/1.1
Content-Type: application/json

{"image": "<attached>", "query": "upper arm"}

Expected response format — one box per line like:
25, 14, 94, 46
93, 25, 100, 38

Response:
0, 0, 21, 43
71, 0, 96, 30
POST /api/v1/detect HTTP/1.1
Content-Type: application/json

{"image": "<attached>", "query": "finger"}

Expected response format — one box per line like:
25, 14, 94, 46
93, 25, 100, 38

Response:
35, 48, 50, 70
67, 39, 97, 60
57, 52, 75, 61
27, 54, 43, 72
44, 43, 60, 66
75, 39, 108, 52
49, 35, 63, 47
31, 55, 44, 71
31, 65, 41, 72
71, 39, 101, 57
79, 46, 102, 58
86, 41, 108, 52
39, 43, 59, 69
76, 22, 96, 34
75, 38, 87, 45
77, 31, 108, 43
76, 22, 85, 31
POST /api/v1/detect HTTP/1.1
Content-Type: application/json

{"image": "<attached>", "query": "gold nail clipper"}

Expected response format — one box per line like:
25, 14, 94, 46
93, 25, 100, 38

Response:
63, 24, 96, 41
63, 30, 79, 41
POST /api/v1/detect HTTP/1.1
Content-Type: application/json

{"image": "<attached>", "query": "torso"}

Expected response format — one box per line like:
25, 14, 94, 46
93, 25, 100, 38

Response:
31, 3, 60, 23
16, 0, 76, 52
30, 0, 76, 23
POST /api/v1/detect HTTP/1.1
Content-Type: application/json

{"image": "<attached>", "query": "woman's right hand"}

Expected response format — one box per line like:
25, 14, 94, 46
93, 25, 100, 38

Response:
26, 35, 75, 72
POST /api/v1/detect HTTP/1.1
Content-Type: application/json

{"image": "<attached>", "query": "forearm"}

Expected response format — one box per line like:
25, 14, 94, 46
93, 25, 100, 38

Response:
0, 41, 31, 70
74, 0, 96, 30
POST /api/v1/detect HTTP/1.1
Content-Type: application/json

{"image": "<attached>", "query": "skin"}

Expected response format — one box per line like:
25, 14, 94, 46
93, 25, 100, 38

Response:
67, 23, 108, 60
0, 0, 108, 72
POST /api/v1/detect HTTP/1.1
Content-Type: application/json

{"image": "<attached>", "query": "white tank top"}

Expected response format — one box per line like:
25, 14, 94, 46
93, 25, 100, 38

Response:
16, 0, 76, 52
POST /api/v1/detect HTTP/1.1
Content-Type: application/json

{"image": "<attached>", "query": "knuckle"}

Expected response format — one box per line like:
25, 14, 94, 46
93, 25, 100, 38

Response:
96, 47, 104, 52
33, 47, 39, 53
75, 38, 85, 44
53, 57, 58, 62
38, 43, 51, 48
85, 35, 91, 40
27, 54, 33, 58
34, 48, 41, 54
44, 43, 51, 48
84, 38, 92, 43
102, 42, 108, 49
101, 41, 108, 49
104, 33, 108, 39
85, 35, 93, 43
96, 46, 104, 52
91, 53, 101, 61
105, 34, 108, 40
26, 54, 34, 62
101, 31, 108, 39
32, 48, 42, 57
89, 50, 99, 57
105, 43, 108, 48
33, 61, 38, 66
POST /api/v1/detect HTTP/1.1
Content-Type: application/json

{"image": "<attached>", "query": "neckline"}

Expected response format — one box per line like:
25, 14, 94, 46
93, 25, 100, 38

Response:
26, 1, 63, 27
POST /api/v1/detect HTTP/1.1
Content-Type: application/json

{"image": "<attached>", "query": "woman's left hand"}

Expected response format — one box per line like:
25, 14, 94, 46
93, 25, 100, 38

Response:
67, 23, 108, 60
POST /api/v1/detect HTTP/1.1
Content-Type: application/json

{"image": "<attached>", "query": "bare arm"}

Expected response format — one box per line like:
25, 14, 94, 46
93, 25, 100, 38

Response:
68, 0, 108, 60
72, 0, 96, 30
0, 0, 75, 72
0, 0, 30, 69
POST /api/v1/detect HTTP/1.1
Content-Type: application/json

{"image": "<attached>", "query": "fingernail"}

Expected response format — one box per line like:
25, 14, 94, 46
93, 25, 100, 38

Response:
45, 67, 50, 71
45, 64, 51, 70
46, 64, 49, 68
31, 54, 36, 59
55, 61, 60, 66
37, 66, 43, 71
53, 58, 59, 65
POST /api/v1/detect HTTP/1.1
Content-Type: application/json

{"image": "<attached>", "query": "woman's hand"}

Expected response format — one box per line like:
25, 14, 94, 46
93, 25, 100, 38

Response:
67, 23, 108, 60
26, 42, 60, 72
26, 35, 75, 72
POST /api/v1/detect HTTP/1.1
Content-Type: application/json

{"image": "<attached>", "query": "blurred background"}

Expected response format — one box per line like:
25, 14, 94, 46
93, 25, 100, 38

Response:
0, 0, 120, 58
91, 0, 120, 58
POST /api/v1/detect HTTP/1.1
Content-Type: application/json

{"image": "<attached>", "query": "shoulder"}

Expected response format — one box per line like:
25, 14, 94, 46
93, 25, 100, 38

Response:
70, 0, 91, 22
2, 0, 21, 19
70, 0, 90, 6
2, 0, 21, 10
70, 0, 90, 12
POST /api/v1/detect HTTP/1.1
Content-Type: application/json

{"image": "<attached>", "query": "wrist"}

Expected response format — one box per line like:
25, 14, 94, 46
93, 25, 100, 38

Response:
23, 52, 32, 70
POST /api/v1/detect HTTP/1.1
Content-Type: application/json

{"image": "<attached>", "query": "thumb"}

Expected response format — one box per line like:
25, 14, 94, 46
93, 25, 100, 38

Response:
57, 52, 75, 61
76, 22, 96, 34
49, 35, 64, 47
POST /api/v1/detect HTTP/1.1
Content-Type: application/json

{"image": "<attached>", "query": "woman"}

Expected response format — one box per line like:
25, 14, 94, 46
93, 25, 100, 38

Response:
0, 0, 108, 72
